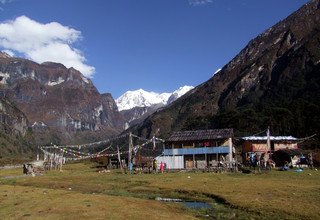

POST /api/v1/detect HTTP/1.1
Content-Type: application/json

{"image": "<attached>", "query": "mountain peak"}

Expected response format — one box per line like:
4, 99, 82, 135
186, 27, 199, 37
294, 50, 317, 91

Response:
116, 86, 194, 111
0, 51, 11, 58
167, 86, 194, 104
116, 89, 169, 111
41, 61, 67, 69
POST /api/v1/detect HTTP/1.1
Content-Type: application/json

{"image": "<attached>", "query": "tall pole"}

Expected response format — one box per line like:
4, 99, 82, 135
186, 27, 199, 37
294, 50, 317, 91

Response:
153, 135, 156, 150
37, 146, 39, 161
60, 148, 64, 171
228, 137, 233, 168
266, 127, 271, 151
117, 145, 123, 173
128, 132, 133, 170
266, 127, 271, 161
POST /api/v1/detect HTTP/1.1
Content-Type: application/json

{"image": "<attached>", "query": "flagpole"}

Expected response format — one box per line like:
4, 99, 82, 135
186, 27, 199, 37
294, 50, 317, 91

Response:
266, 126, 271, 161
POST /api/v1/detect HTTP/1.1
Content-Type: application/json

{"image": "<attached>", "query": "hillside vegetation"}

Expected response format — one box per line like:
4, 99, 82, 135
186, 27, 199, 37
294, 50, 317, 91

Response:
131, 0, 320, 146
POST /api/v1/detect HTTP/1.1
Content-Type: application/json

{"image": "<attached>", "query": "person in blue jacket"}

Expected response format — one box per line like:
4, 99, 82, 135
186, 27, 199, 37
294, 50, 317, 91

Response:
129, 161, 133, 175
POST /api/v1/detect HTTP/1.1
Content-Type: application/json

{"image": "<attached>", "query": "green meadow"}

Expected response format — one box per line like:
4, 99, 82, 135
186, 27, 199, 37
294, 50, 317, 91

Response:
1, 162, 319, 219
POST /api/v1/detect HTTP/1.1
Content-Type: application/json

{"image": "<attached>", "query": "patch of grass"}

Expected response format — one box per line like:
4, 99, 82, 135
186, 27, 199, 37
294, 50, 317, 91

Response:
0, 167, 22, 177
0, 185, 196, 220
1, 162, 320, 219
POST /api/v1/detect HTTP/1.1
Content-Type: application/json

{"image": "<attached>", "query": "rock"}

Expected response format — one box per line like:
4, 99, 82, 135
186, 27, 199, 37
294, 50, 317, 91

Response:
0, 56, 125, 144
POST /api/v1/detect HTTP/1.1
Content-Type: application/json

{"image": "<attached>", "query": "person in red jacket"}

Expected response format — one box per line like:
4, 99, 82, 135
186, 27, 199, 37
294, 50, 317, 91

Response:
160, 161, 164, 173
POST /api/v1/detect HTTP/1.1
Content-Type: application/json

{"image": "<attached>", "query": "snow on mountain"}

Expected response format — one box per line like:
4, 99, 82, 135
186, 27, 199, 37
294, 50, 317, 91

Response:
214, 68, 221, 75
167, 86, 194, 104
116, 89, 170, 111
116, 86, 194, 111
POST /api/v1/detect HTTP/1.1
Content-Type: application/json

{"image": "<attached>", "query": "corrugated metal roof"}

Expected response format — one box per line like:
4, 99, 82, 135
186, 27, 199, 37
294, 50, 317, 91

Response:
166, 129, 233, 142
242, 136, 297, 141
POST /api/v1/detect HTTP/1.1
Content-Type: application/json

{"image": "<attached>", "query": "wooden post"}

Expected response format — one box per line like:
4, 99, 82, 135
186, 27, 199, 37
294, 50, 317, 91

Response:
228, 137, 233, 169
266, 127, 271, 160
117, 145, 121, 167
205, 153, 207, 168
128, 132, 133, 171
37, 146, 39, 161
60, 149, 64, 171
108, 157, 112, 169
163, 143, 165, 155
153, 135, 156, 150
193, 154, 195, 169
204, 142, 207, 168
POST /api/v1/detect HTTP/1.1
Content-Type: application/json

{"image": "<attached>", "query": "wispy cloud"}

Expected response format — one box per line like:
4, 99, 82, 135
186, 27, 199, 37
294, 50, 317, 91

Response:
0, 16, 95, 77
0, 0, 14, 5
189, 0, 213, 6
0, 0, 14, 10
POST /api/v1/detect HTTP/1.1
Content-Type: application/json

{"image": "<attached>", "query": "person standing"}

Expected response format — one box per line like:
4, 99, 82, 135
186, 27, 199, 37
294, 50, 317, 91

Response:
160, 161, 164, 173
129, 161, 133, 175
153, 159, 158, 174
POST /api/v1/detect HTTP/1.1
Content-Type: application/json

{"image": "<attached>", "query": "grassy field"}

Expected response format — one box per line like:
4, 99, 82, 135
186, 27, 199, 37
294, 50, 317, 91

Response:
1, 162, 320, 220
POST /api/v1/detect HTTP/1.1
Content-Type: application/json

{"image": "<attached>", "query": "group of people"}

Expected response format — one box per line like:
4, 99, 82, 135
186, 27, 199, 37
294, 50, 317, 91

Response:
152, 159, 165, 174
246, 152, 274, 170
296, 153, 314, 169
128, 159, 166, 174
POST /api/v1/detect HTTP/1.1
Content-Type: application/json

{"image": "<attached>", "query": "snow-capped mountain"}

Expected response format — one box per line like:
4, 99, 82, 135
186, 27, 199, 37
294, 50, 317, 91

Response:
116, 89, 170, 111
116, 86, 194, 111
167, 85, 194, 104
116, 86, 194, 129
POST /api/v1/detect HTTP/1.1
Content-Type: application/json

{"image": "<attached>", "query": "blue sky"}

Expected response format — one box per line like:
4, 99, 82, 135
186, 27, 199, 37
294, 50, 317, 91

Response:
0, 0, 309, 98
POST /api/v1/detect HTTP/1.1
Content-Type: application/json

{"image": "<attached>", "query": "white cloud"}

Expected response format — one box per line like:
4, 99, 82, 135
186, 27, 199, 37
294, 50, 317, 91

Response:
189, 0, 213, 6
0, 16, 95, 77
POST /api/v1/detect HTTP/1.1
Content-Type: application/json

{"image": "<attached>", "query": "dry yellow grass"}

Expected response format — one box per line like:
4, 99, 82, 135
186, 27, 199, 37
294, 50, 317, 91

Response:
0, 168, 22, 177
0, 185, 196, 220
1, 162, 320, 219
147, 171, 320, 219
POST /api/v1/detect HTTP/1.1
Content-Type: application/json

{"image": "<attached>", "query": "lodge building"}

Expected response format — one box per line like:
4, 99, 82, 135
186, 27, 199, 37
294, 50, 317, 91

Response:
156, 129, 234, 169
241, 135, 300, 166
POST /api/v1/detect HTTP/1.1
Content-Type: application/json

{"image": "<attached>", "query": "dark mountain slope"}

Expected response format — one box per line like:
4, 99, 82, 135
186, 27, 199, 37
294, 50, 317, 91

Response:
0, 53, 125, 145
0, 93, 35, 163
131, 0, 320, 143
